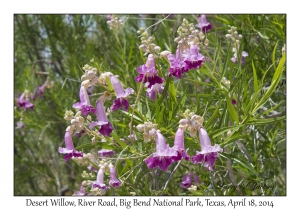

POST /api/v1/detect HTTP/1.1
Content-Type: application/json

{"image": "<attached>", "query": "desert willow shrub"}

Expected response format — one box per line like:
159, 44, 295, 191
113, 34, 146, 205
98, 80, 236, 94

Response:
14, 14, 285, 196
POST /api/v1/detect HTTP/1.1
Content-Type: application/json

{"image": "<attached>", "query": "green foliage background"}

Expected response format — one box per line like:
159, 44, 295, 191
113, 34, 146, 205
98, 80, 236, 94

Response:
14, 14, 286, 196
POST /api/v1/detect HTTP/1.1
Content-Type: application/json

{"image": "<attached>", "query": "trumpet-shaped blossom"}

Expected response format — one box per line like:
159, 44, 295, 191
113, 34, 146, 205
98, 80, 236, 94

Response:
183, 45, 205, 70
146, 83, 164, 101
37, 83, 47, 96
109, 75, 134, 111
58, 131, 83, 161
136, 54, 164, 88
145, 131, 177, 171
231, 51, 248, 65
180, 172, 192, 189
89, 100, 113, 137
172, 128, 190, 161
167, 48, 188, 79
73, 86, 96, 116
98, 149, 115, 157
109, 164, 121, 188
196, 15, 213, 33
92, 167, 109, 192
17, 92, 34, 110
192, 127, 223, 171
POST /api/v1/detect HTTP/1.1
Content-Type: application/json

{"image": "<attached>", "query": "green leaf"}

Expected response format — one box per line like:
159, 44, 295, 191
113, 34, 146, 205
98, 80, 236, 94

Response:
252, 61, 259, 93
220, 153, 258, 176
251, 54, 286, 114
225, 94, 239, 125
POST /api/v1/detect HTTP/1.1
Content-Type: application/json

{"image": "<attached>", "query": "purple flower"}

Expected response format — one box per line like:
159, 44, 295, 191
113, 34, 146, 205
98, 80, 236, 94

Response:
37, 83, 47, 97
167, 48, 188, 79
136, 54, 164, 88
231, 51, 248, 65
109, 75, 134, 111
87, 165, 98, 172
172, 128, 190, 162
17, 93, 26, 108
232, 99, 237, 105
98, 149, 115, 157
17, 93, 34, 110
145, 131, 177, 171
196, 14, 213, 33
180, 172, 192, 189
109, 164, 121, 188
146, 83, 164, 101
58, 131, 83, 161
89, 100, 114, 137
193, 173, 201, 185
192, 127, 223, 171
74, 129, 86, 138
106, 14, 111, 21
92, 167, 110, 192
183, 44, 205, 70
87, 85, 95, 95
76, 186, 88, 196
16, 121, 25, 129
73, 86, 96, 116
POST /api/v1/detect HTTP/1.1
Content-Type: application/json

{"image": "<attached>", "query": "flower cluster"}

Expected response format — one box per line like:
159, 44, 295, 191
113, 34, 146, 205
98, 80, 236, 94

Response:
174, 18, 209, 51
136, 121, 158, 142
179, 109, 204, 137
137, 28, 161, 56
106, 15, 123, 30
165, 19, 206, 79
17, 89, 34, 110
37, 78, 54, 97
226, 26, 248, 65
136, 54, 164, 101
143, 110, 222, 180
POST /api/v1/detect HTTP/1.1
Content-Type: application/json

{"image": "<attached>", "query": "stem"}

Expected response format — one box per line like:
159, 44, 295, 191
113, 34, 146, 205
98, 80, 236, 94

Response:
129, 74, 146, 141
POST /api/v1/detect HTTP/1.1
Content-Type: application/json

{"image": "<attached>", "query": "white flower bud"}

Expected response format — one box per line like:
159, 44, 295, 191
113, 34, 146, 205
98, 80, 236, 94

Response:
136, 124, 145, 132
154, 46, 161, 52
179, 119, 189, 126
225, 34, 232, 39
160, 50, 171, 59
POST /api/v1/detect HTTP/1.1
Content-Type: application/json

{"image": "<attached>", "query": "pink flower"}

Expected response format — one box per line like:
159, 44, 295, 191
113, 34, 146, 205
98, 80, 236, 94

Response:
183, 44, 205, 70
98, 149, 115, 157
231, 51, 248, 65
136, 54, 164, 88
76, 186, 88, 196
109, 75, 134, 111
58, 131, 83, 161
92, 167, 109, 191
167, 48, 188, 79
146, 83, 164, 101
196, 14, 213, 33
145, 131, 177, 171
180, 172, 192, 189
73, 86, 96, 116
89, 100, 113, 137
17, 93, 34, 110
172, 128, 190, 162
109, 164, 121, 188
192, 127, 223, 171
